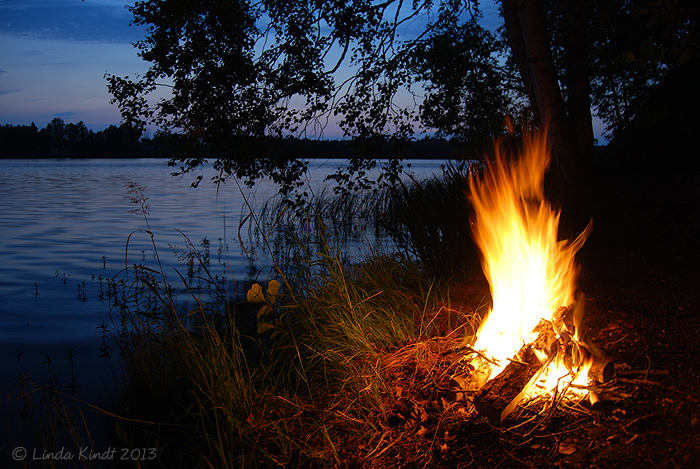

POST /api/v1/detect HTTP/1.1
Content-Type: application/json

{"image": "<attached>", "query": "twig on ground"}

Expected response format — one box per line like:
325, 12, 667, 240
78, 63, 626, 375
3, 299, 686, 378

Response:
616, 369, 669, 377
623, 413, 658, 431
617, 377, 697, 398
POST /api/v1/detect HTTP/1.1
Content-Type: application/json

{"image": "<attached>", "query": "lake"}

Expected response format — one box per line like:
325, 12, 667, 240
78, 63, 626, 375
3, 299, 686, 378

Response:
0, 158, 448, 403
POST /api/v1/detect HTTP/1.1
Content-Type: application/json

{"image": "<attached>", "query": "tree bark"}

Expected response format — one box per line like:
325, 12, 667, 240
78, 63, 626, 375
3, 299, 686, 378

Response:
501, 0, 539, 121
562, 1, 595, 234
500, 0, 593, 238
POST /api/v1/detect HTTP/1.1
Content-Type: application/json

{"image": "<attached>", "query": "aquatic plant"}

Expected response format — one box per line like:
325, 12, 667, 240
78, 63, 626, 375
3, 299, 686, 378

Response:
13, 173, 484, 467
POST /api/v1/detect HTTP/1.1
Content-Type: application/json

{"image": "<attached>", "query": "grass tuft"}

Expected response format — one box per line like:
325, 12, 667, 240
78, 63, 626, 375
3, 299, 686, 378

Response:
13, 173, 488, 467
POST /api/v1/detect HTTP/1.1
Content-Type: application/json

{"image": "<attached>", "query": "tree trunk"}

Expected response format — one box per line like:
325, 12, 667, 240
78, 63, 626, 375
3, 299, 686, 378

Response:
500, 0, 593, 238
562, 1, 595, 233
501, 0, 539, 121
563, 2, 595, 161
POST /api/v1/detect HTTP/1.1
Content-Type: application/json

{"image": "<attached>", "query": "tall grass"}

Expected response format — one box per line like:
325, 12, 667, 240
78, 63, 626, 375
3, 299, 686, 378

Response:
9, 372, 102, 469
378, 162, 480, 278
11, 169, 486, 468
103, 172, 485, 466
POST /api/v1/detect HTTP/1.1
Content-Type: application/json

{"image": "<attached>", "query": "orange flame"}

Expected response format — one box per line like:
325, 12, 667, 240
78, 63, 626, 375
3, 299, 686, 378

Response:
468, 130, 592, 384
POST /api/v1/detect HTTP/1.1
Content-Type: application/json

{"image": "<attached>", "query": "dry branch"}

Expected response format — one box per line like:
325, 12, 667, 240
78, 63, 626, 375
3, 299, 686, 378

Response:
616, 369, 669, 378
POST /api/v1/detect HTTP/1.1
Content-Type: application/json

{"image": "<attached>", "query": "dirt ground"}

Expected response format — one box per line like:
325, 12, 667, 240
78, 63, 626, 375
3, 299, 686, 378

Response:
352, 173, 700, 469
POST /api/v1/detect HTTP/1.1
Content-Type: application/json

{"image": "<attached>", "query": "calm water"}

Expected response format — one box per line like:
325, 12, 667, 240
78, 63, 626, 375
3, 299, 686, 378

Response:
0, 158, 446, 400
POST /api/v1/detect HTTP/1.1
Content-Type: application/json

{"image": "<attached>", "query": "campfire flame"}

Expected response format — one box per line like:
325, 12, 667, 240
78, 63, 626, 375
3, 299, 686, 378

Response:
468, 130, 593, 397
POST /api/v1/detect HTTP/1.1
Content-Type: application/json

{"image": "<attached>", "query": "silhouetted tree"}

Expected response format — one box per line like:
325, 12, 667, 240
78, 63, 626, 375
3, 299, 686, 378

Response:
64, 121, 93, 157
107, 0, 698, 199
0, 121, 155, 158
107, 0, 512, 192
0, 123, 47, 157
45, 117, 67, 156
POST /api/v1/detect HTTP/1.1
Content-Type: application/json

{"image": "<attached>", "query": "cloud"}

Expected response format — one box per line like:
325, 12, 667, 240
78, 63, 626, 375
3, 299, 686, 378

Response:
0, 0, 147, 44
0, 87, 21, 96
0, 70, 18, 95
51, 111, 79, 118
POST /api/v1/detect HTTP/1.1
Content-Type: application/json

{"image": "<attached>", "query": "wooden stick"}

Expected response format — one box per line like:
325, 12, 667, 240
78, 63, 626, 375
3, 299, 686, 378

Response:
616, 369, 669, 378
617, 378, 697, 398
473, 343, 553, 423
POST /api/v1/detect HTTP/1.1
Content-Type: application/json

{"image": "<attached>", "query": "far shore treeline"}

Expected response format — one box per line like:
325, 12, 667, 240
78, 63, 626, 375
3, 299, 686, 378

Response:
0, 118, 456, 160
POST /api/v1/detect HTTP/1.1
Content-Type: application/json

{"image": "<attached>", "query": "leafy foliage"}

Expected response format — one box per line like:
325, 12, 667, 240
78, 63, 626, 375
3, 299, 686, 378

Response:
546, 0, 700, 140
107, 0, 512, 191
106, 0, 700, 190
412, 14, 513, 143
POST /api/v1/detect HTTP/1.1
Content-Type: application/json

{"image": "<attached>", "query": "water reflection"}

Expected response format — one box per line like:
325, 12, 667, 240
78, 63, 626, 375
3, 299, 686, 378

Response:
0, 158, 446, 399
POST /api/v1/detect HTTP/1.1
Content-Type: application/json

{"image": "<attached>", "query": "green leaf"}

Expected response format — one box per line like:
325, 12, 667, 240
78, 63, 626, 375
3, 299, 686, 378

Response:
247, 283, 265, 303
257, 304, 273, 321
267, 279, 281, 304
257, 322, 275, 334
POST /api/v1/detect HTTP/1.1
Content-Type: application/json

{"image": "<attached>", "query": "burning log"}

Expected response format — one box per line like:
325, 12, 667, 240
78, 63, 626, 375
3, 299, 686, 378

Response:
472, 342, 550, 422
471, 320, 614, 422
464, 130, 613, 422
473, 322, 558, 423
550, 304, 614, 385
581, 343, 614, 384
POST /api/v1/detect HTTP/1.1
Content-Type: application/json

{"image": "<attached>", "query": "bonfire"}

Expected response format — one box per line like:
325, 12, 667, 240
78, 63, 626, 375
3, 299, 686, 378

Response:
464, 129, 612, 422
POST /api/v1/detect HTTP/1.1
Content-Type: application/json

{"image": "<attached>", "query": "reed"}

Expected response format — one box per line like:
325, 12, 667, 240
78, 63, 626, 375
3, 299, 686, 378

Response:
378, 161, 481, 279
98, 180, 480, 466
9, 371, 102, 469
12, 173, 485, 468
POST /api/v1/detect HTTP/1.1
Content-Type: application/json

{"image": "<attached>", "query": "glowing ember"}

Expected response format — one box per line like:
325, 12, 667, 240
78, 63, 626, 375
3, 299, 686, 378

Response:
468, 130, 593, 396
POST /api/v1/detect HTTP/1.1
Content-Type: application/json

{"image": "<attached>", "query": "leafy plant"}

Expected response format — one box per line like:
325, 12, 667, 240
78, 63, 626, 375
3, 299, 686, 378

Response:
15, 177, 486, 467
247, 279, 281, 335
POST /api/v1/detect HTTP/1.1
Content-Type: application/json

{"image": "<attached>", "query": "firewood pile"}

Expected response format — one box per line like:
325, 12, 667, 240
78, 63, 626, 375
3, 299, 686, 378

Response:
375, 329, 698, 468
471, 309, 614, 422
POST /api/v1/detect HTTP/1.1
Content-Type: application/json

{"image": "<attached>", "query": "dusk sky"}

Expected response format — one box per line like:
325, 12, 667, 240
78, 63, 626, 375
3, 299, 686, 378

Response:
0, 1, 606, 141
0, 0, 158, 132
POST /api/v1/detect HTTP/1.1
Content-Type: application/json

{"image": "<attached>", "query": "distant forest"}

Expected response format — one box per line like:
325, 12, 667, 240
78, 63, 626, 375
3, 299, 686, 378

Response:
0, 118, 149, 158
0, 118, 456, 160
